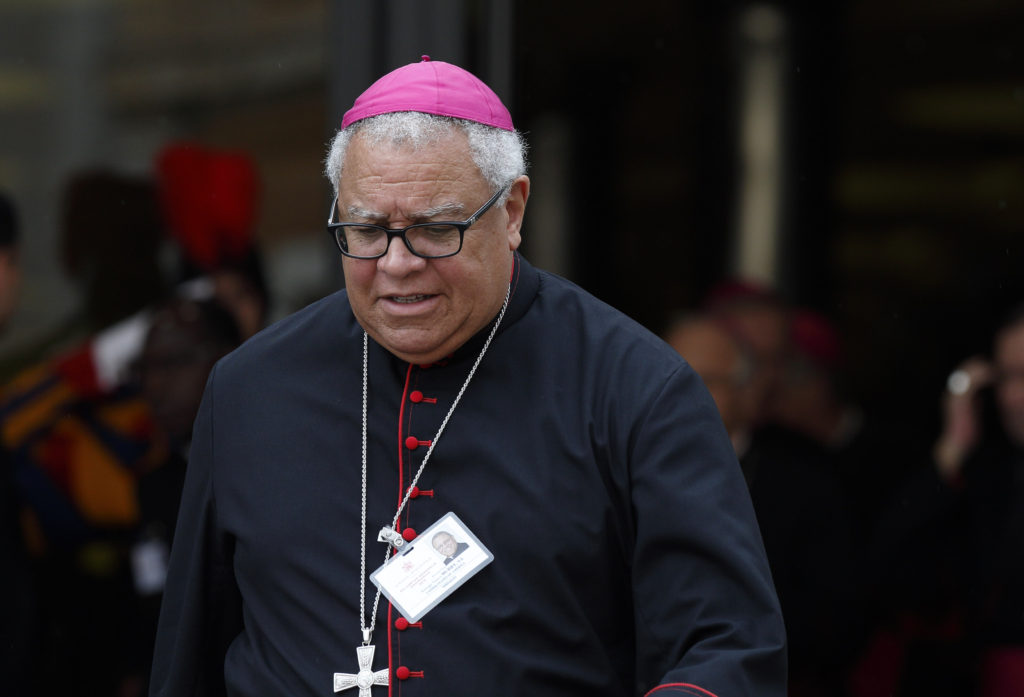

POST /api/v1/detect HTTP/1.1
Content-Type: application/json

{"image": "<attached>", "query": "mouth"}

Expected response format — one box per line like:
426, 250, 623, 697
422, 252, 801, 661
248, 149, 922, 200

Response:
386, 294, 436, 304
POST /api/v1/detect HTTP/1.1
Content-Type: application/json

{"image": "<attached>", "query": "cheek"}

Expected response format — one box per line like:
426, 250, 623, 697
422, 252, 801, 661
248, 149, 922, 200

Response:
341, 261, 375, 295
454, 246, 511, 295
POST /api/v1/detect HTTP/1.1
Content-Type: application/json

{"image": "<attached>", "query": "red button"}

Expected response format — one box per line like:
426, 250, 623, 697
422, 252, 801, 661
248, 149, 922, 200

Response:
404, 436, 419, 450
409, 390, 423, 403
395, 617, 409, 631
402, 528, 417, 541
396, 666, 411, 681
409, 486, 420, 499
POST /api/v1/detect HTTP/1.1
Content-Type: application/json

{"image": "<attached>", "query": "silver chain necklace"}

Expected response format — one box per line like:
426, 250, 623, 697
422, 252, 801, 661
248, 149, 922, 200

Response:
334, 284, 511, 695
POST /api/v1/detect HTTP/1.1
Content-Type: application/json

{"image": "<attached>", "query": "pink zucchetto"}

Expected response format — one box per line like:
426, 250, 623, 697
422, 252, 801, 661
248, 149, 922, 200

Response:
340, 55, 514, 131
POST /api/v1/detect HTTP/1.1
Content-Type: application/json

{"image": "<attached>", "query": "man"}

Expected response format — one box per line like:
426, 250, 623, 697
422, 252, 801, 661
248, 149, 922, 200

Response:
934, 306, 1024, 482
156, 141, 270, 340
132, 297, 244, 595
867, 304, 1024, 695
151, 58, 786, 697
704, 280, 791, 427
771, 309, 908, 557
666, 311, 859, 696
430, 531, 468, 564
137, 298, 243, 455
125, 298, 243, 697
663, 313, 756, 454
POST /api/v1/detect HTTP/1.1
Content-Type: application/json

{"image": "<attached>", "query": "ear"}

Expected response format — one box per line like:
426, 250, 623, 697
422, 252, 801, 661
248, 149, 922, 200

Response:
502, 175, 530, 251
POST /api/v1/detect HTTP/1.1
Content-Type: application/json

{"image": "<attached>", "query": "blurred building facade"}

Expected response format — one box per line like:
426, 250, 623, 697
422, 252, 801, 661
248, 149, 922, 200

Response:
0, 0, 1021, 440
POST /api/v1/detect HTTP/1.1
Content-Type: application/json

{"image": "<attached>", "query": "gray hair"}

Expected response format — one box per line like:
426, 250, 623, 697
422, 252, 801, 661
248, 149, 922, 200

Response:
324, 111, 528, 197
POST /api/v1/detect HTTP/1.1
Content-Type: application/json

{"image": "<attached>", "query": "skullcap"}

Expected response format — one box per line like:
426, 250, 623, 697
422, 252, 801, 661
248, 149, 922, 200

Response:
341, 56, 514, 131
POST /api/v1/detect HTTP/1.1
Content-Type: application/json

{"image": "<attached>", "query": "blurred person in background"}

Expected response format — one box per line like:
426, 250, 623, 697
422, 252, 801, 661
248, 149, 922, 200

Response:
704, 280, 792, 427
772, 309, 907, 554
771, 309, 857, 449
0, 145, 267, 695
667, 299, 860, 697
61, 171, 166, 334
0, 190, 35, 693
861, 304, 1024, 697
156, 142, 269, 340
0, 172, 166, 383
0, 174, 169, 696
663, 312, 757, 454
122, 297, 242, 697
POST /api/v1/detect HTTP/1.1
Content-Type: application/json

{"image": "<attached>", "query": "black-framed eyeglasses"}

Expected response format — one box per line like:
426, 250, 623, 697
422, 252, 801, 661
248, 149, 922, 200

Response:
326, 186, 507, 259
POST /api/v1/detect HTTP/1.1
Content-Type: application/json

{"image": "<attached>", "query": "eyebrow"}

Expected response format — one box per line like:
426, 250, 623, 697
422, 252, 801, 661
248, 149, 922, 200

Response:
345, 200, 466, 224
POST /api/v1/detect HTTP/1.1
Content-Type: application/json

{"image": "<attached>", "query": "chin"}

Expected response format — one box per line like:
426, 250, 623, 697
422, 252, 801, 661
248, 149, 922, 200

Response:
378, 334, 449, 364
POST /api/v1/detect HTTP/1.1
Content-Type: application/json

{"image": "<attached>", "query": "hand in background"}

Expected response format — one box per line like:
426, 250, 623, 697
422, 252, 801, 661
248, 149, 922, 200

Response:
934, 357, 994, 482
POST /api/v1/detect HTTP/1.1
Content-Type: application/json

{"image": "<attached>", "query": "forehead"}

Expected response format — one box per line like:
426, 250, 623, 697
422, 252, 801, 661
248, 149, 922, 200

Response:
341, 128, 480, 190
337, 135, 488, 223
337, 129, 489, 214
672, 324, 740, 371
727, 307, 787, 353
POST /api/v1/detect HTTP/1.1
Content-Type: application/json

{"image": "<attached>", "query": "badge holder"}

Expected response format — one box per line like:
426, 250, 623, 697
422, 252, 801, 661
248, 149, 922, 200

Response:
370, 511, 493, 623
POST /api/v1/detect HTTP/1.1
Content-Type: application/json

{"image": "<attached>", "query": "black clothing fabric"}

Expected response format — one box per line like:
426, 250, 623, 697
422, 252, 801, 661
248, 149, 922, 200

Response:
150, 255, 786, 697
128, 451, 190, 694
0, 446, 36, 693
868, 437, 1024, 695
742, 424, 861, 695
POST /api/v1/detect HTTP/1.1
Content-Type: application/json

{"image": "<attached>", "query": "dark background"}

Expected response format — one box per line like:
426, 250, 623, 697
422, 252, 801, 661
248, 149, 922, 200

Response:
507, 0, 1024, 448
0, 0, 1022, 450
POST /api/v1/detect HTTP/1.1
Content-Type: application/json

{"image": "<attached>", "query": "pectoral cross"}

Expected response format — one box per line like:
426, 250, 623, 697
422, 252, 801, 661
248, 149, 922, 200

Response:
333, 645, 390, 696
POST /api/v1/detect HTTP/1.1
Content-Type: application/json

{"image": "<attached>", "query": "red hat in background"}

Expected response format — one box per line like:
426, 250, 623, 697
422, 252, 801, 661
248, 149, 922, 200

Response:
156, 143, 260, 271
790, 309, 842, 371
703, 278, 784, 312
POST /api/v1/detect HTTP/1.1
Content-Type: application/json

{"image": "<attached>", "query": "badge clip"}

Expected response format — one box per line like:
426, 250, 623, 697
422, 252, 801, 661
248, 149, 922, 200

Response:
377, 527, 406, 551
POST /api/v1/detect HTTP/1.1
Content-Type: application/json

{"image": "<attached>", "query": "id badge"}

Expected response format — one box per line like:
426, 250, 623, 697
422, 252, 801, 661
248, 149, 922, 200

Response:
370, 511, 493, 623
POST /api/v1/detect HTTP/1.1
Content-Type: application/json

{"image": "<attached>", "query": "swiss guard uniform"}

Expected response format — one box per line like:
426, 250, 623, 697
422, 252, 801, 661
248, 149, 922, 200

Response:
150, 254, 786, 697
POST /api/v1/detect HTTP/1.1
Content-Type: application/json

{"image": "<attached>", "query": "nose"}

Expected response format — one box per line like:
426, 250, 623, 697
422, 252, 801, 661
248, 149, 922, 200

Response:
377, 235, 426, 276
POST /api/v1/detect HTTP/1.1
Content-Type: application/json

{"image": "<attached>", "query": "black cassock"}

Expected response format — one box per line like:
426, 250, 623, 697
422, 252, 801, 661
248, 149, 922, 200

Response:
150, 255, 786, 697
